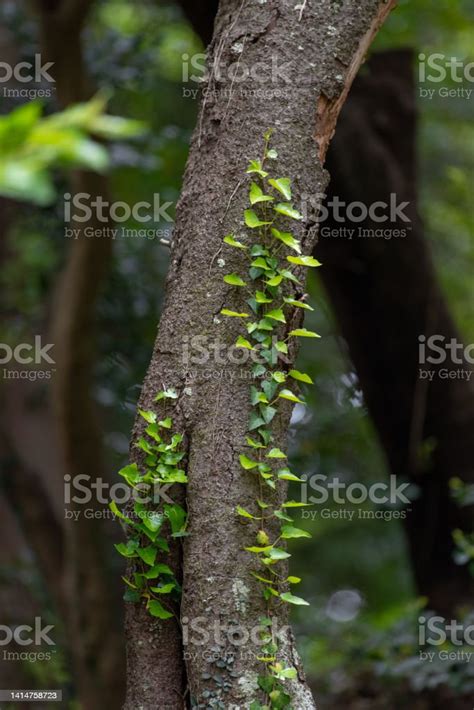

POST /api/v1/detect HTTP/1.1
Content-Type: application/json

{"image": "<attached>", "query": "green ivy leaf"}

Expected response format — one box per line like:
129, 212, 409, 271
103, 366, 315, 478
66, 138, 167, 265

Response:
275, 341, 288, 354
266, 547, 290, 560
281, 525, 311, 539
270, 227, 301, 253
280, 592, 310, 606
137, 546, 157, 566
224, 273, 247, 286
283, 296, 313, 311
255, 290, 273, 304
273, 203, 303, 220
147, 600, 174, 619
244, 209, 272, 229
289, 328, 321, 338
265, 274, 283, 287
164, 503, 187, 536
236, 505, 257, 519
239, 454, 259, 470
138, 409, 157, 424
287, 255, 322, 267
246, 159, 268, 178
278, 388, 304, 404
221, 308, 249, 318
268, 177, 291, 200
289, 369, 314, 384
236, 335, 255, 350
277, 468, 303, 482
266, 448, 286, 459
266, 308, 286, 323
251, 257, 272, 270
224, 234, 247, 249
150, 582, 176, 594
249, 181, 274, 205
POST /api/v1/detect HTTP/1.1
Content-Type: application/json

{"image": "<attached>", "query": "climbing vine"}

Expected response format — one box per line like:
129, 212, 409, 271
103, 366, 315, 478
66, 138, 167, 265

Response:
112, 131, 319, 708
111, 388, 187, 620
221, 130, 320, 710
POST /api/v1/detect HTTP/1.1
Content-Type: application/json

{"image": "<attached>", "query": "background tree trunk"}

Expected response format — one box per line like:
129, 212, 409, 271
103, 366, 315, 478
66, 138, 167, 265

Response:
318, 49, 474, 616
125, 1, 396, 707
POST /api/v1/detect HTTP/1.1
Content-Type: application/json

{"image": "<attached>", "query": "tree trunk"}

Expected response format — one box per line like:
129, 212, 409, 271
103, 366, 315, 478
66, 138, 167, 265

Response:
318, 49, 474, 615
124, 1, 396, 707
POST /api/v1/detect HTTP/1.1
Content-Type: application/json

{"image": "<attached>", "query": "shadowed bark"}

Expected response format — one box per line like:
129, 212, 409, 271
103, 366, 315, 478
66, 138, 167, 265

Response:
124, 1, 396, 707
318, 49, 474, 615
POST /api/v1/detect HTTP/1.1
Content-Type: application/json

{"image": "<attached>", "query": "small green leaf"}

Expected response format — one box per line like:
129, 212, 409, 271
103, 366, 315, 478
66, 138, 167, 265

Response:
281, 525, 311, 539
266, 547, 290, 560
287, 576, 301, 584
246, 436, 265, 449
137, 546, 157, 566
275, 341, 288, 354
236, 505, 257, 519
266, 148, 278, 159
221, 308, 249, 318
249, 181, 274, 205
268, 177, 291, 200
255, 290, 273, 304
270, 227, 301, 253
289, 328, 321, 338
283, 296, 313, 311
277, 468, 303, 482
239, 454, 259, 470
289, 369, 314, 384
278, 388, 304, 404
224, 273, 247, 287
287, 255, 322, 267
150, 582, 176, 594
266, 448, 286, 459
251, 257, 272, 270
282, 501, 311, 507
280, 592, 310, 606
272, 371, 286, 383
236, 335, 255, 350
246, 159, 268, 178
244, 209, 272, 229
273, 203, 303, 220
139, 409, 157, 424
147, 600, 174, 619
265, 274, 283, 287
266, 308, 286, 323
224, 234, 247, 249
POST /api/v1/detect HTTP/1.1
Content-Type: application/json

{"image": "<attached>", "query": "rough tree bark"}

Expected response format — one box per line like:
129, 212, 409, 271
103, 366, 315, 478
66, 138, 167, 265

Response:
125, 1, 396, 708
318, 49, 474, 615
